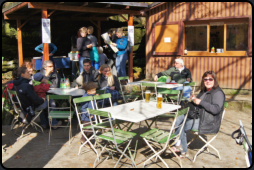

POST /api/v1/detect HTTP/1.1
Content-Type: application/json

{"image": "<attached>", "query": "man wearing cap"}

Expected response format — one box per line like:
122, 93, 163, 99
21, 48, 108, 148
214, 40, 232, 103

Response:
154, 58, 193, 99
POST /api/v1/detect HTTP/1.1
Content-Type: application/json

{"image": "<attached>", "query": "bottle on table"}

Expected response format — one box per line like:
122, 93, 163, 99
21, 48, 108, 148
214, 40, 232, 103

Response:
65, 78, 70, 88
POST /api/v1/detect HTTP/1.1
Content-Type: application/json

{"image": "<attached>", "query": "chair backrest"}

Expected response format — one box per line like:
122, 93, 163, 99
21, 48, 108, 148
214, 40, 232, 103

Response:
7, 89, 22, 114
118, 76, 130, 103
96, 90, 106, 94
140, 82, 157, 100
73, 96, 96, 129
221, 102, 228, 121
157, 88, 181, 105
180, 82, 196, 100
87, 108, 119, 145
164, 107, 190, 148
47, 95, 72, 113
94, 93, 113, 123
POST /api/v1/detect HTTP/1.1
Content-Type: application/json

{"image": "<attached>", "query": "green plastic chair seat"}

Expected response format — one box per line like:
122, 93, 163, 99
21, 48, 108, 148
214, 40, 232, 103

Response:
157, 113, 175, 118
98, 128, 137, 144
140, 128, 177, 144
48, 111, 74, 118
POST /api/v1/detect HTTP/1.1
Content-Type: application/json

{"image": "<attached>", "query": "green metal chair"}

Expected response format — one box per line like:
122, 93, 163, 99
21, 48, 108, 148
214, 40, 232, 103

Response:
7, 89, 44, 139
118, 76, 139, 103
87, 108, 137, 168
93, 93, 127, 130
47, 95, 74, 145
187, 102, 228, 162
141, 82, 158, 101
140, 107, 190, 168
73, 96, 99, 155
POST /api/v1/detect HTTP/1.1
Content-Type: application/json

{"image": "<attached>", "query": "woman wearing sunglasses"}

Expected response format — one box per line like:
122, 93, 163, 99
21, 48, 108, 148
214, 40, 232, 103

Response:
170, 71, 225, 158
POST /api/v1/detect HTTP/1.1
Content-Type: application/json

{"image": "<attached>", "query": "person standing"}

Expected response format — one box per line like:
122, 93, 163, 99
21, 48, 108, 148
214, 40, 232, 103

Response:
77, 27, 93, 74
71, 31, 81, 80
87, 26, 99, 70
35, 43, 57, 71
105, 28, 128, 77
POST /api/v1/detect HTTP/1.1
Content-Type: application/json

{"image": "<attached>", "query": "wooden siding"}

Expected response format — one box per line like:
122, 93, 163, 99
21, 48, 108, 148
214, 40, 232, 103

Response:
146, 2, 252, 90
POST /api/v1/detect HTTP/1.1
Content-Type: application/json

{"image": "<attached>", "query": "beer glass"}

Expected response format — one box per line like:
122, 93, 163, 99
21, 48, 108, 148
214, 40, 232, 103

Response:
157, 93, 162, 109
145, 90, 151, 103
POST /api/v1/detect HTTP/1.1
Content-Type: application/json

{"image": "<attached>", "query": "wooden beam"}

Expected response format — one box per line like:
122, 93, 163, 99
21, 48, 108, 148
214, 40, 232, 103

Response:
28, 2, 141, 15
42, 8, 49, 62
19, 17, 32, 30
97, 21, 101, 46
128, 14, 134, 82
4, 2, 29, 15
47, 10, 56, 17
89, 19, 101, 30
82, 2, 88, 6
17, 19, 23, 67
119, 14, 128, 22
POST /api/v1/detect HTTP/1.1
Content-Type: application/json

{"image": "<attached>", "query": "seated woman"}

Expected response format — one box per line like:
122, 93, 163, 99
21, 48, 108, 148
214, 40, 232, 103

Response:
97, 64, 120, 106
172, 70, 225, 157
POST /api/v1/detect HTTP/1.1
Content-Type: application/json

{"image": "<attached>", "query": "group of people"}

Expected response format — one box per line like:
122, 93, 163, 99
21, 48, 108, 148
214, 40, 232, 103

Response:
12, 38, 225, 155
154, 58, 225, 158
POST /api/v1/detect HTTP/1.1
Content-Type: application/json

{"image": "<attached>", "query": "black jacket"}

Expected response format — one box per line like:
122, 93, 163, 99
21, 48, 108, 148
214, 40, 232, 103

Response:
77, 37, 92, 58
197, 87, 225, 134
72, 66, 99, 89
97, 75, 120, 91
40, 69, 60, 88
13, 77, 44, 111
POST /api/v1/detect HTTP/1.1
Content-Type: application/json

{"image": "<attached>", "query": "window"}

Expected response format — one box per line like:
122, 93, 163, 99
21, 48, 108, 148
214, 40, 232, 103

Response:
185, 25, 207, 51
226, 23, 248, 51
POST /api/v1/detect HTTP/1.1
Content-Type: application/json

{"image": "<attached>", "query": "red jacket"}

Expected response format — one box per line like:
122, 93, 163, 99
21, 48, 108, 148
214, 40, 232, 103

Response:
33, 83, 50, 98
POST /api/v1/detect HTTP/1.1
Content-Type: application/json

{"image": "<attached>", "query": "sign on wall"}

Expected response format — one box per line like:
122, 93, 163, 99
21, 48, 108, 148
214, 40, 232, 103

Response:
42, 18, 51, 43
128, 26, 134, 46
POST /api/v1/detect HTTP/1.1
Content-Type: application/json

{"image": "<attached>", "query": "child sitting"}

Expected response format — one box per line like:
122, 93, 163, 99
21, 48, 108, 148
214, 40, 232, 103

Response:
80, 81, 98, 145
97, 46, 109, 67
33, 72, 62, 129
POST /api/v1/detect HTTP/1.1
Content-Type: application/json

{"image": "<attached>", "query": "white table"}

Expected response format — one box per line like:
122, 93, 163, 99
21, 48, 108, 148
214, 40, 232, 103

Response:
157, 83, 183, 89
47, 88, 85, 97
99, 100, 181, 123
127, 81, 165, 86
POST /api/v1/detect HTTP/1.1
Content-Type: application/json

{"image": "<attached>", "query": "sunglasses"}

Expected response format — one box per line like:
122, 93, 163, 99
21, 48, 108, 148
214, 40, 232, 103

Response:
204, 78, 214, 82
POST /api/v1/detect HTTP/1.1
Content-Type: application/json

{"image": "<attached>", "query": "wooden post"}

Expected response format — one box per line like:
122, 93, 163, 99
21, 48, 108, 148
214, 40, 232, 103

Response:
97, 20, 101, 46
128, 14, 133, 82
17, 19, 23, 67
42, 8, 49, 61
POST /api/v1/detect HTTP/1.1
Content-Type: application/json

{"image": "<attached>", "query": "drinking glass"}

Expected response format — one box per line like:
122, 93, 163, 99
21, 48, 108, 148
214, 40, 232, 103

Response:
157, 93, 162, 109
145, 90, 151, 103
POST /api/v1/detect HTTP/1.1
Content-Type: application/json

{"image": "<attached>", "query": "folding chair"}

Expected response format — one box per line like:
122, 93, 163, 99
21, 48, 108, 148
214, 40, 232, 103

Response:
187, 102, 228, 162
87, 108, 137, 168
179, 82, 196, 105
7, 89, 44, 139
47, 95, 74, 145
73, 96, 99, 155
118, 76, 139, 103
154, 88, 181, 128
7, 89, 22, 130
140, 107, 190, 168
141, 82, 158, 101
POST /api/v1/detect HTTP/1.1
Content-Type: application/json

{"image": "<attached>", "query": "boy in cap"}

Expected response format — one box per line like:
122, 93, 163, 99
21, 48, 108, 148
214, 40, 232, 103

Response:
97, 46, 109, 67
33, 72, 62, 129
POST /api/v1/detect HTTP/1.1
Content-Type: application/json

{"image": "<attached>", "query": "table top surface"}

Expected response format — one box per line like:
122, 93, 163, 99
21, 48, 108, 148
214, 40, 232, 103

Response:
47, 88, 85, 97
127, 81, 165, 85
99, 100, 181, 123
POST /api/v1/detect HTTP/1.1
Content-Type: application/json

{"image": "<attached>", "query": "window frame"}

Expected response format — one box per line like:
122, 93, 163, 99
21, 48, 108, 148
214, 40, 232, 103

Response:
183, 18, 249, 56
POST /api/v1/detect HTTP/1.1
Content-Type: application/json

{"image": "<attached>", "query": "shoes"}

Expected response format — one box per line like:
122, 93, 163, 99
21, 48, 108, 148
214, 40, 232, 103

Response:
178, 152, 189, 158
165, 145, 182, 154
52, 120, 62, 130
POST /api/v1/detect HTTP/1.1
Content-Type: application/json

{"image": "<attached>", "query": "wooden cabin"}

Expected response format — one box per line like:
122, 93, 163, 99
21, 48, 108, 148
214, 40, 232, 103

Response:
145, 2, 252, 90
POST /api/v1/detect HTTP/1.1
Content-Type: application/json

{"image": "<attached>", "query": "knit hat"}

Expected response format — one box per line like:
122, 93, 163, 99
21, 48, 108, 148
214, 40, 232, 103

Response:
33, 73, 44, 82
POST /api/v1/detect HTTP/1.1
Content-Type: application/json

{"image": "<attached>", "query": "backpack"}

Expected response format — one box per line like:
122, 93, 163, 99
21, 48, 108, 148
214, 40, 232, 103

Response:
121, 37, 132, 54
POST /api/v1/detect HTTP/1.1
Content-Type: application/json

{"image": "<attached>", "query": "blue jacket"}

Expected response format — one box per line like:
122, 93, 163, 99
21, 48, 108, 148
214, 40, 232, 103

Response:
111, 36, 127, 56
81, 93, 96, 122
35, 43, 57, 54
